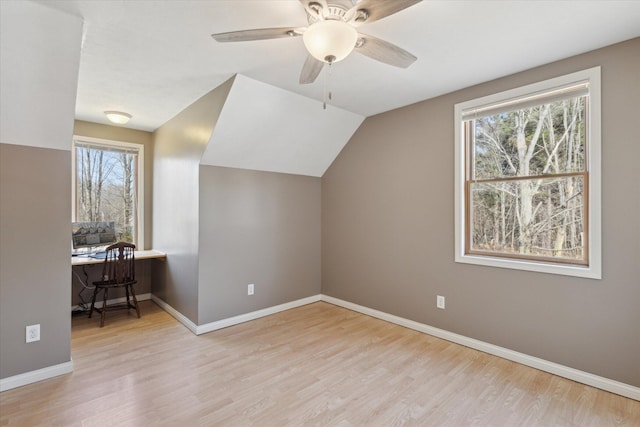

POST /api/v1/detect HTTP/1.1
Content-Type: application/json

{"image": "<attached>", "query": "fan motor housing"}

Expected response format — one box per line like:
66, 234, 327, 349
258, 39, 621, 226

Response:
307, 0, 355, 23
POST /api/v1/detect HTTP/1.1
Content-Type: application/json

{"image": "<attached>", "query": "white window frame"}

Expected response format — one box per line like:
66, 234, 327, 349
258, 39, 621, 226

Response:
454, 67, 601, 279
72, 135, 145, 249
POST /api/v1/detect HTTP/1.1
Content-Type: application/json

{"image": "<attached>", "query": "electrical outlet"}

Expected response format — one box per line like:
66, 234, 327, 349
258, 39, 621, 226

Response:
248, 284, 254, 295
26, 324, 40, 343
437, 295, 445, 310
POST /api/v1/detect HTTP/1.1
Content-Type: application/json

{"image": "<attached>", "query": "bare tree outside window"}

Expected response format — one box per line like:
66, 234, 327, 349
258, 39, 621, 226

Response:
466, 96, 587, 264
455, 68, 601, 278
74, 141, 140, 246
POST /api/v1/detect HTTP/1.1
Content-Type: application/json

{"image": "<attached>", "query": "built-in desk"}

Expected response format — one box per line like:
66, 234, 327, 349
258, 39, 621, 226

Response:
71, 250, 166, 311
72, 249, 166, 266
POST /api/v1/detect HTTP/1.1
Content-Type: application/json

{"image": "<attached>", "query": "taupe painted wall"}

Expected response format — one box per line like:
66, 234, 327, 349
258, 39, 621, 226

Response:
0, 1, 81, 381
322, 38, 640, 387
0, 144, 72, 378
152, 77, 234, 323
198, 166, 321, 324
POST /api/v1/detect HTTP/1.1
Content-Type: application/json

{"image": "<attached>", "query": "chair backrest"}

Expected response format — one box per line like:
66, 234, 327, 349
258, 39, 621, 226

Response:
101, 242, 136, 284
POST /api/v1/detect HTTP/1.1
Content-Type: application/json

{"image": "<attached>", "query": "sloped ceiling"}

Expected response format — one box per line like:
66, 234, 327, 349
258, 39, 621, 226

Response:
34, 0, 640, 131
23, 0, 640, 177
201, 75, 364, 177
0, 1, 82, 150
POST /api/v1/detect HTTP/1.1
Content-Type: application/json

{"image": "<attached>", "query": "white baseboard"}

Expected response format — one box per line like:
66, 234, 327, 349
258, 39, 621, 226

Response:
0, 360, 73, 393
148, 292, 638, 400
320, 295, 640, 401
150, 294, 199, 334
2, 294, 155, 393
150, 294, 322, 336
195, 295, 322, 335
6, 293, 637, 401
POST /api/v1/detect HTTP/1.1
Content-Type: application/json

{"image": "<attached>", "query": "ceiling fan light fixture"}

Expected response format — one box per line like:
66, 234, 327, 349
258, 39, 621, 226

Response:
302, 20, 357, 63
104, 111, 132, 125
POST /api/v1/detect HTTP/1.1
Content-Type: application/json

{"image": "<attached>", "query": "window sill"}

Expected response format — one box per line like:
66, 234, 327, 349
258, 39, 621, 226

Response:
455, 253, 601, 280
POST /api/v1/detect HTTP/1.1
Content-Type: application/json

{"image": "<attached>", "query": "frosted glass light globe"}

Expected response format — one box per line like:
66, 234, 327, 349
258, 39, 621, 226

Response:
303, 20, 357, 63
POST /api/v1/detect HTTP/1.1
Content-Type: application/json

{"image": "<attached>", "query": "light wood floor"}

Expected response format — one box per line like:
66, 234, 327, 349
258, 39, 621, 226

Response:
1, 301, 638, 426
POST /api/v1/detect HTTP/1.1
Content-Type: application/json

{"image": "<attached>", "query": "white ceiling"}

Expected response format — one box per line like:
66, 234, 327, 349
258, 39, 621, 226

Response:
202, 75, 364, 177
34, 0, 640, 133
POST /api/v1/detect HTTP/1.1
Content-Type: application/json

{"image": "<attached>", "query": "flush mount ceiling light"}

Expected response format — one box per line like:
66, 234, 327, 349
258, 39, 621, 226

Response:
104, 111, 132, 125
302, 19, 357, 64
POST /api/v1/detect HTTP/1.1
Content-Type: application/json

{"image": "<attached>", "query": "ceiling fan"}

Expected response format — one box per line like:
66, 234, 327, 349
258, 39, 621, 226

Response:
211, 0, 422, 85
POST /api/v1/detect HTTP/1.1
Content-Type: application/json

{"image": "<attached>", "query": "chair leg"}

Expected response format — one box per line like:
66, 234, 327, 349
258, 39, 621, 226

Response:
100, 287, 108, 327
88, 287, 98, 318
125, 286, 131, 308
129, 285, 141, 318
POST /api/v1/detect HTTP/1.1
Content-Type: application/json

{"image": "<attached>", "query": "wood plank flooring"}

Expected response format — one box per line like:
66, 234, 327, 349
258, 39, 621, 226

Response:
1, 301, 638, 426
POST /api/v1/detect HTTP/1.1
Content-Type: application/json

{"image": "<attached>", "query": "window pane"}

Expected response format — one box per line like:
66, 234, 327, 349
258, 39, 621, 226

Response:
470, 175, 585, 262
472, 96, 586, 180
75, 145, 138, 245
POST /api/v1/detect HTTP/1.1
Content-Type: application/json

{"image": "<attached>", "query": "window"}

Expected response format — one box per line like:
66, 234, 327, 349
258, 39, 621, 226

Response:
454, 67, 601, 279
72, 136, 144, 248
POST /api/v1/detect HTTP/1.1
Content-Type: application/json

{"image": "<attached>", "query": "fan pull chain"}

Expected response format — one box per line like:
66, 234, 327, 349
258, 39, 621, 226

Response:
323, 63, 328, 110
323, 58, 334, 110
328, 61, 333, 102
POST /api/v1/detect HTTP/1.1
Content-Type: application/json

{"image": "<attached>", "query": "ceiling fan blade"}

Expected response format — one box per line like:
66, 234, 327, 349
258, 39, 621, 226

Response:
355, 33, 417, 68
299, 54, 324, 84
346, 0, 422, 25
212, 27, 304, 43
299, 0, 328, 20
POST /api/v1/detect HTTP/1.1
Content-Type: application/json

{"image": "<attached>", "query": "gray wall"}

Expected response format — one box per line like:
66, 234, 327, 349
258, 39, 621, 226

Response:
0, 144, 72, 378
322, 38, 640, 387
198, 166, 321, 324
152, 77, 234, 323
153, 75, 322, 326
0, 1, 81, 381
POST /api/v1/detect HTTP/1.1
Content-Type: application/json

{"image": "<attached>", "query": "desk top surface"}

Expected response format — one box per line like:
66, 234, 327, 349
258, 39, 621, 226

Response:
71, 249, 166, 266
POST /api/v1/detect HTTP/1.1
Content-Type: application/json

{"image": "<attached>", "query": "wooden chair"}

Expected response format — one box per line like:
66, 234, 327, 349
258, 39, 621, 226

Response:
89, 242, 140, 327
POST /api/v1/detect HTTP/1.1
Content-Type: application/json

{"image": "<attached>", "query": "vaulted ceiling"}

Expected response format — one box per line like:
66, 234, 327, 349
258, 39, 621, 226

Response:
31, 0, 640, 176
